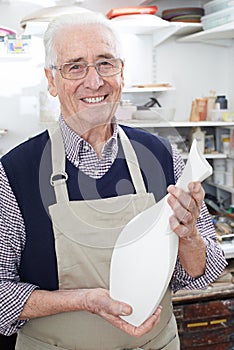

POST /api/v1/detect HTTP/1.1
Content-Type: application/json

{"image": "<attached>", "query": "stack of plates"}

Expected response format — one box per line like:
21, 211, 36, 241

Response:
162, 7, 204, 23
106, 6, 158, 19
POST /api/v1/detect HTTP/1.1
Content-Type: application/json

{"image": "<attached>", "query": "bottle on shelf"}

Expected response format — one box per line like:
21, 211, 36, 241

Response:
190, 127, 205, 153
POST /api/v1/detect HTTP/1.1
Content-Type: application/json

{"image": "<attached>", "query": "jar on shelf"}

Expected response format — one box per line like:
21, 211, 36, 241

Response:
215, 95, 228, 109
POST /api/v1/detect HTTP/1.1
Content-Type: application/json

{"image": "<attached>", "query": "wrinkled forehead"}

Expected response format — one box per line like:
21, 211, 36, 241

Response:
54, 23, 119, 61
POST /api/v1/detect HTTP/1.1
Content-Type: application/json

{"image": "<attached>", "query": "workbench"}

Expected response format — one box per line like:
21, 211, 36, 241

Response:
173, 278, 234, 349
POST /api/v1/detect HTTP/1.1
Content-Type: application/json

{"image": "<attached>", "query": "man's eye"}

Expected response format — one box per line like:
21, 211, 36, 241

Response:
99, 60, 112, 67
70, 64, 84, 71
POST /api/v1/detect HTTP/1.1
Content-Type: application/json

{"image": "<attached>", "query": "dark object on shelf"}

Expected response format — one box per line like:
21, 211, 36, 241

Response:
0, 333, 17, 350
162, 7, 204, 23
216, 95, 228, 109
137, 97, 161, 110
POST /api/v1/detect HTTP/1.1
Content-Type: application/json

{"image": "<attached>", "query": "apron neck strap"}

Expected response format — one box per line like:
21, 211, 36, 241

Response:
48, 124, 147, 203
117, 125, 146, 194
48, 125, 69, 203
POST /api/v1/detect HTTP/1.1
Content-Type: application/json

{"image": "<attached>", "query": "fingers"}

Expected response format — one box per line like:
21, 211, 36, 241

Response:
188, 182, 205, 208
167, 182, 204, 239
110, 305, 162, 338
85, 288, 162, 338
85, 288, 132, 316
129, 306, 162, 337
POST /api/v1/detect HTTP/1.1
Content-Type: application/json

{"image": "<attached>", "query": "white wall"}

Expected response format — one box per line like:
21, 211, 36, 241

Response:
156, 38, 234, 121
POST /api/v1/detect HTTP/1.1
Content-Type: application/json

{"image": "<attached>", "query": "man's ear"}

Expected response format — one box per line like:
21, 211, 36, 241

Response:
44, 68, 58, 97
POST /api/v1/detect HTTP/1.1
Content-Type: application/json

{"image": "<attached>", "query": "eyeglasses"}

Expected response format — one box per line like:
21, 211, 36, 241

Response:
50, 58, 123, 80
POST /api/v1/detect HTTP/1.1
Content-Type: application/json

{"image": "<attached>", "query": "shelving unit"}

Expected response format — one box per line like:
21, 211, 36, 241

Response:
178, 22, 234, 47
121, 119, 234, 257
123, 86, 175, 93
121, 119, 234, 180
112, 16, 203, 45
207, 181, 234, 195
121, 120, 234, 128
121, 120, 234, 159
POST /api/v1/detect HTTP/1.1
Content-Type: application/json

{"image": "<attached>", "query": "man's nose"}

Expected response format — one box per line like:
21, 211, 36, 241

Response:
83, 66, 104, 89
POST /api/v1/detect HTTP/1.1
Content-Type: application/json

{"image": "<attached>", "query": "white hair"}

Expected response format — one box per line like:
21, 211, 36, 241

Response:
43, 11, 123, 68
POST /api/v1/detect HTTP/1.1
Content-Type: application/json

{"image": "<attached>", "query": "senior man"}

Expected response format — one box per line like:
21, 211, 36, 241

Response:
0, 11, 226, 350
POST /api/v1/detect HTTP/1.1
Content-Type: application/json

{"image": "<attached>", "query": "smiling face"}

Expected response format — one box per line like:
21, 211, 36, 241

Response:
45, 23, 124, 131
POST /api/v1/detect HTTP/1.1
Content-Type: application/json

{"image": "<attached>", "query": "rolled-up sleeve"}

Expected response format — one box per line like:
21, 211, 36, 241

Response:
0, 162, 38, 335
170, 147, 227, 292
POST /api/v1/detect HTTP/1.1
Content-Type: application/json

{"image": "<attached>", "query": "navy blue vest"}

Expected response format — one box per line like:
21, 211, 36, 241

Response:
1, 125, 175, 291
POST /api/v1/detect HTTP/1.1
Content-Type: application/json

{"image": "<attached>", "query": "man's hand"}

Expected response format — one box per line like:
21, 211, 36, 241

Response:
20, 287, 161, 338
84, 288, 162, 337
167, 181, 204, 240
167, 181, 206, 277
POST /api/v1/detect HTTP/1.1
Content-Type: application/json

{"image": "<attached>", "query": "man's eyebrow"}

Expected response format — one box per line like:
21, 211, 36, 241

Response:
65, 57, 85, 63
64, 54, 115, 63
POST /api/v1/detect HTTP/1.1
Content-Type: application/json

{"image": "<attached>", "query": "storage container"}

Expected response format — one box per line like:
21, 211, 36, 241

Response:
213, 158, 225, 171
213, 170, 225, 185
226, 158, 234, 173
201, 7, 234, 30
204, 0, 234, 15
225, 172, 233, 187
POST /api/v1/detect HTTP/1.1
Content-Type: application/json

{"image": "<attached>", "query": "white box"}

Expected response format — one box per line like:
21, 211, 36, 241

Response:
201, 7, 234, 30
225, 172, 233, 187
204, 0, 234, 15
213, 170, 225, 185
213, 158, 226, 171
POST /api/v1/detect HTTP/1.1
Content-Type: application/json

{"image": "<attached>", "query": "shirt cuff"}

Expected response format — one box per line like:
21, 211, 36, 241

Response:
171, 237, 227, 293
0, 283, 38, 336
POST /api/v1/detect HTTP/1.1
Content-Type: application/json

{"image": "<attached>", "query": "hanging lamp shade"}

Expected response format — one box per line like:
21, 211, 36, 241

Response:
20, 1, 90, 30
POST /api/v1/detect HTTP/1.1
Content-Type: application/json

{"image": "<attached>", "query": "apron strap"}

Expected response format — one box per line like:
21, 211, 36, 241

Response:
48, 123, 147, 204
118, 125, 146, 194
48, 125, 69, 203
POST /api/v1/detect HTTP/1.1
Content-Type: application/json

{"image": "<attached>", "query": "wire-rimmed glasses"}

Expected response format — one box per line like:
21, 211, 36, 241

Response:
51, 58, 123, 80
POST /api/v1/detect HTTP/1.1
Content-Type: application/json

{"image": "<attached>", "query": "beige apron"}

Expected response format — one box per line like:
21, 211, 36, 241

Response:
16, 125, 180, 350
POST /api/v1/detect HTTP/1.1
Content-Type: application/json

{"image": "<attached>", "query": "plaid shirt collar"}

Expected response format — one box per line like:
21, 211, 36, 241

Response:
59, 115, 119, 176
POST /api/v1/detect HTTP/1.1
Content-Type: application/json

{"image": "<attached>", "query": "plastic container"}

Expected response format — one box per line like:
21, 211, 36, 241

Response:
204, 0, 234, 15
116, 100, 136, 121
225, 172, 233, 187
132, 108, 175, 121
201, 7, 234, 30
222, 137, 230, 155
226, 158, 234, 173
7, 35, 31, 54
213, 170, 225, 185
213, 158, 225, 171
190, 127, 205, 153
149, 107, 176, 121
